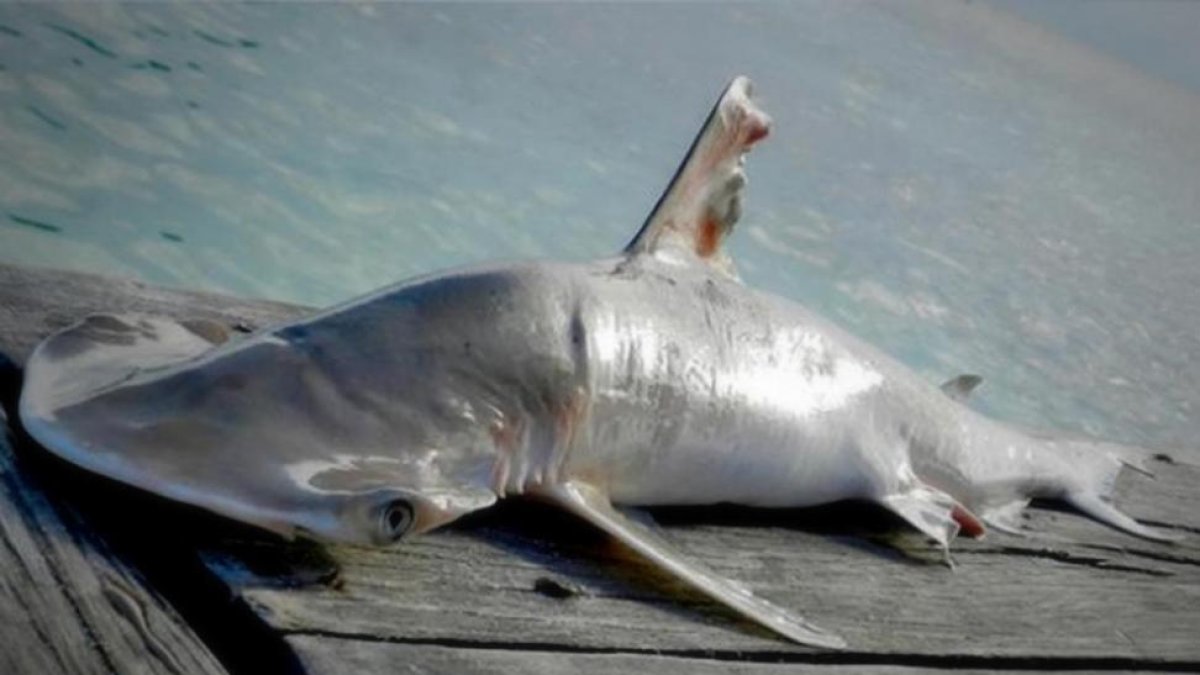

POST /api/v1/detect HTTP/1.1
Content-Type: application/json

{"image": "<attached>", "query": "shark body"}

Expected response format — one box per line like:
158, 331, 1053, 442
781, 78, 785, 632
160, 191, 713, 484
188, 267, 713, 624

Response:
19, 78, 1174, 649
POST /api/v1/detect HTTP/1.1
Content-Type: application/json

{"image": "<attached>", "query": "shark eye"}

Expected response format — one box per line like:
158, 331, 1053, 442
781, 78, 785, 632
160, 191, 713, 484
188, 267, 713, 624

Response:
377, 499, 414, 542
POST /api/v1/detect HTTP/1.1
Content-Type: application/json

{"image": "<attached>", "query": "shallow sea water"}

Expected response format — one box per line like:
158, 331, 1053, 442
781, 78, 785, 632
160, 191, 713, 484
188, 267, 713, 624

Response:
0, 2, 1197, 462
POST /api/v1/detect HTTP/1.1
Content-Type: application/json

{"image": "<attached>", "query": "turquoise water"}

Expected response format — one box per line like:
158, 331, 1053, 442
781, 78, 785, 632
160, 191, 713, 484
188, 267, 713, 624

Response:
1, 2, 1197, 461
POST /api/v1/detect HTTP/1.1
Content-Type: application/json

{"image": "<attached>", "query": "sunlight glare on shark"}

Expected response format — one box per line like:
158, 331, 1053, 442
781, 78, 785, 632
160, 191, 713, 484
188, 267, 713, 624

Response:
19, 77, 1179, 650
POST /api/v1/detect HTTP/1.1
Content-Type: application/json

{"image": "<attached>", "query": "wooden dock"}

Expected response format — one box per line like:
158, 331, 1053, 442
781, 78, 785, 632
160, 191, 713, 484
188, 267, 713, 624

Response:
2, 262, 1198, 674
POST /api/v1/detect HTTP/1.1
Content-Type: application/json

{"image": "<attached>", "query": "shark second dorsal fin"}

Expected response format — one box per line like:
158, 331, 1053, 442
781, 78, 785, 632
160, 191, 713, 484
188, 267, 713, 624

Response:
940, 374, 983, 402
624, 76, 771, 278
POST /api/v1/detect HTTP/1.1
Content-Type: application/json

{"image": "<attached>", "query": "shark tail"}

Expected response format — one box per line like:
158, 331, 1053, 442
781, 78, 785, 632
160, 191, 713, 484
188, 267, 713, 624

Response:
1051, 438, 1182, 543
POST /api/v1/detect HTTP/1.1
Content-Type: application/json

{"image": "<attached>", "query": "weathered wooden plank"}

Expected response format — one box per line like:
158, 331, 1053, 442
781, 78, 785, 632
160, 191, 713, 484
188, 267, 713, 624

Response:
0, 411, 227, 675
3, 263, 1198, 673
206, 498, 1200, 664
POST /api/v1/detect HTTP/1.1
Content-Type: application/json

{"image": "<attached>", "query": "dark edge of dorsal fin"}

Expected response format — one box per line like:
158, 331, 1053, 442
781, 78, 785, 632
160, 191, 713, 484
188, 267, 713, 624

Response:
940, 374, 983, 402
623, 76, 771, 278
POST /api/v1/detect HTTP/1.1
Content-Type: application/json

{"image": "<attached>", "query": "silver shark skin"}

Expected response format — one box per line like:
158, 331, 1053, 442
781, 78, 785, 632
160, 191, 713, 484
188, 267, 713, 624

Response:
19, 77, 1175, 650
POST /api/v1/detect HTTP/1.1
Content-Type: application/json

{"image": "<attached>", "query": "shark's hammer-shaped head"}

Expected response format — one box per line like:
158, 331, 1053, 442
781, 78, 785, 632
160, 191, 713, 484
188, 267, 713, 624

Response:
18, 313, 499, 545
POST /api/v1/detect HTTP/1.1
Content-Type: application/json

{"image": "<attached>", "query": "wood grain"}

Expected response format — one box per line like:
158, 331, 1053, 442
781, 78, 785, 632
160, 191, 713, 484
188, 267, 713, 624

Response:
212, 495, 1200, 663
0, 413, 226, 675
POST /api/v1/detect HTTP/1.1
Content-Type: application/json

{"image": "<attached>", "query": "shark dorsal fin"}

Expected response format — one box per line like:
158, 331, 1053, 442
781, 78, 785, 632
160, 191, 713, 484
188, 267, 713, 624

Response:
624, 76, 771, 278
941, 374, 983, 402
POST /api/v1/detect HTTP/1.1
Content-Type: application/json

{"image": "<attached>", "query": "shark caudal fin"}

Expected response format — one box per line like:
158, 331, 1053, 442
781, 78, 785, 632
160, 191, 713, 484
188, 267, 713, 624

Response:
1050, 438, 1182, 543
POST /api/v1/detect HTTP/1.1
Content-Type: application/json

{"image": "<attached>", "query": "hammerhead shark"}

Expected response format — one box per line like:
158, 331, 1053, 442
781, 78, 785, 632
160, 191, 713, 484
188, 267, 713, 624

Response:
19, 77, 1176, 649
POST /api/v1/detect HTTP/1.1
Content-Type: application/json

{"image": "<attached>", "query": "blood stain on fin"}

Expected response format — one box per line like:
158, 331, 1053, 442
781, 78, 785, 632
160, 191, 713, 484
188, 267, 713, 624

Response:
951, 503, 987, 539
625, 76, 772, 277
540, 480, 846, 650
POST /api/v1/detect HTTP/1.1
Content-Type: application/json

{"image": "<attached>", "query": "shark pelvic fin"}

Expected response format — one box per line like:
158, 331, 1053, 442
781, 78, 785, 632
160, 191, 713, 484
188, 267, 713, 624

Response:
979, 499, 1031, 536
879, 483, 963, 551
624, 76, 771, 278
940, 374, 983, 402
540, 480, 845, 650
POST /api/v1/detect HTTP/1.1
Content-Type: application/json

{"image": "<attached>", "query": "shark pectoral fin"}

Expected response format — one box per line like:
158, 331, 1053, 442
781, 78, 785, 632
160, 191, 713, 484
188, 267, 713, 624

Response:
880, 484, 963, 551
541, 481, 845, 650
624, 76, 771, 278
